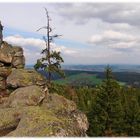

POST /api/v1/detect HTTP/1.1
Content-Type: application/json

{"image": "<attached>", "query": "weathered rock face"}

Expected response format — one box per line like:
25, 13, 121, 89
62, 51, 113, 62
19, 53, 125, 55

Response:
0, 41, 25, 96
0, 87, 88, 137
0, 41, 89, 136
0, 42, 25, 68
0, 42, 14, 64
6, 85, 45, 107
7, 69, 47, 88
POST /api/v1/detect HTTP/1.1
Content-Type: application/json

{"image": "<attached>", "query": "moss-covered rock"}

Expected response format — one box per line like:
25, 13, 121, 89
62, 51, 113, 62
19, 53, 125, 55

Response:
6, 85, 45, 107
0, 93, 88, 137
41, 93, 77, 114
7, 69, 47, 88
7, 106, 66, 137
0, 107, 21, 136
0, 41, 89, 137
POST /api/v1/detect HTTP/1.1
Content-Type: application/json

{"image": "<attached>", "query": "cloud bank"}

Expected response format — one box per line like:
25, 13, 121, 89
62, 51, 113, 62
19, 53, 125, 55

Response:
1, 3, 140, 64
4, 35, 77, 65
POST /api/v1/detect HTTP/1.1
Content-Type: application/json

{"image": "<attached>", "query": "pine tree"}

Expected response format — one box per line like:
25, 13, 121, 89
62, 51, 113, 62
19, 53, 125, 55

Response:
87, 66, 124, 136
123, 88, 140, 136
34, 8, 65, 85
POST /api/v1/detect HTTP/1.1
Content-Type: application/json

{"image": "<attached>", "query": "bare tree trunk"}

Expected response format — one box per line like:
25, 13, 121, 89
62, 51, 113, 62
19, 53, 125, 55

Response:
46, 10, 51, 84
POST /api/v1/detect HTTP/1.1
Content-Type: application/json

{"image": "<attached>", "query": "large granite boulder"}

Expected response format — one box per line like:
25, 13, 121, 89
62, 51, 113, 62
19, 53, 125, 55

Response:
6, 85, 45, 108
0, 41, 25, 96
0, 42, 14, 64
0, 87, 88, 137
7, 69, 47, 88
41, 93, 77, 114
0, 42, 25, 68
0, 108, 20, 136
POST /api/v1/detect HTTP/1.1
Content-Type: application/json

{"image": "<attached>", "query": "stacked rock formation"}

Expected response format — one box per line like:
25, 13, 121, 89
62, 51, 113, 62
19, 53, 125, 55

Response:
0, 41, 25, 96
0, 41, 89, 137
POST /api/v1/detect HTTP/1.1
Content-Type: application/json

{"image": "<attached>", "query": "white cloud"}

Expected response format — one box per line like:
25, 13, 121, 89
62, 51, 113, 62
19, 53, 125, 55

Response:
4, 35, 45, 49
4, 35, 78, 64
89, 30, 140, 51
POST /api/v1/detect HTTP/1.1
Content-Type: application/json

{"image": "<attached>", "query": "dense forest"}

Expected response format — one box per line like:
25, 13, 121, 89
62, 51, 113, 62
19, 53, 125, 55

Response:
48, 66, 140, 137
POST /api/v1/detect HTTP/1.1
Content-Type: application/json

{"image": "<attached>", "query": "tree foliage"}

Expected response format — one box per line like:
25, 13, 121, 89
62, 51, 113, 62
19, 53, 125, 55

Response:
87, 66, 124, 136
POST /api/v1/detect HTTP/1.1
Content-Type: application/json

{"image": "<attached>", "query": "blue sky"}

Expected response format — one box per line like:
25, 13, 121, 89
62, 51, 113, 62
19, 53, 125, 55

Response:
1, 3, 140, 65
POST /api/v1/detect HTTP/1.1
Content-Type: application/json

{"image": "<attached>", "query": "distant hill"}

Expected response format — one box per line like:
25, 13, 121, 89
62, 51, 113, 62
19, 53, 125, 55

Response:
62, 64, 140, 73
26, 65, 140, 87
26, 64, 140, 73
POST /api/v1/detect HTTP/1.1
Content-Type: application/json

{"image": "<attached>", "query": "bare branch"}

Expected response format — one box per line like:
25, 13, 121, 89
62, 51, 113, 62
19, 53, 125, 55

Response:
51, 34, 62, 38
36, 26, 47, 32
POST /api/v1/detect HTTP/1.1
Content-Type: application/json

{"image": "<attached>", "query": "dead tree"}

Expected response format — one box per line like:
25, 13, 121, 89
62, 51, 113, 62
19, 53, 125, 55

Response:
34, 8, 65, 85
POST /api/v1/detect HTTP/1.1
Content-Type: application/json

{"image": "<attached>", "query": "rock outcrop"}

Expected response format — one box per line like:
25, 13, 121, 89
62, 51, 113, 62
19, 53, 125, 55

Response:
0, 41, 89, 137
6, 85, 45, 108
0, 42, 25, 68
7, 69, 47, 88
0, 41, 25, 96
0, 41, 45, 95
0, 86, 88, 137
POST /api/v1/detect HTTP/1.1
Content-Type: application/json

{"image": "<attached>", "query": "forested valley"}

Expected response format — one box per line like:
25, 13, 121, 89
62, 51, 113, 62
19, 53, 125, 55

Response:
48, 66, 140, 136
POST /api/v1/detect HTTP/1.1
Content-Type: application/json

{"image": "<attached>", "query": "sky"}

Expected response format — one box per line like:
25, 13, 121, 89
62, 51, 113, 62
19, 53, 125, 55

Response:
1, 3, 140, 65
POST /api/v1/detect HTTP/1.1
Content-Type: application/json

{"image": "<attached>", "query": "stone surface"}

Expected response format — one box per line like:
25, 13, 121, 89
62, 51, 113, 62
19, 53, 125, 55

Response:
7, 69, 47, 88
0, 77, 6, 90
11, 56, 25, 69
12, 47, 24, 57
41, 93, 77, 114
0, 42, 14, 64
0, 67, 11, 77
0, 42, 25, 68
0, 108, 20, 136
6, 85, 45, 107
0, 41, 89, 137
0, 93, 88, 137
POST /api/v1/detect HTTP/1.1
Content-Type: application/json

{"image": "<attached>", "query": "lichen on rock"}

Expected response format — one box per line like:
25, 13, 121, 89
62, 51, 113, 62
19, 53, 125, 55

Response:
0, 93, 88, 137
0, 41, 89, 137
6, 85, 45, 108
7, 69, 47, 88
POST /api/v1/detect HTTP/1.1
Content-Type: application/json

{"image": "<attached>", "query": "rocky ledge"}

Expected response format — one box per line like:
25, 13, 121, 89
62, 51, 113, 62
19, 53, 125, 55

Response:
0, 42, 89, 137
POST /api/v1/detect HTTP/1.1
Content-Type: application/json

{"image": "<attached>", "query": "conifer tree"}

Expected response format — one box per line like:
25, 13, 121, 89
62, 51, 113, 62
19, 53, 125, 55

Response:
123, 90, 140, 136
87, 66, 124, 136
34, 8, 65, 85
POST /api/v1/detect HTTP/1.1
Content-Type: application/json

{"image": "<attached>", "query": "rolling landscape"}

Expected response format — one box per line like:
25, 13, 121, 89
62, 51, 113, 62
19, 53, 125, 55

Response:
0, 2, 140, 137
27, 64, 140, 87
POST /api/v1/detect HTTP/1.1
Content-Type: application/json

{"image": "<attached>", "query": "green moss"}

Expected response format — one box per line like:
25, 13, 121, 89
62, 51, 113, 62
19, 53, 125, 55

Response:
0, 108, 20, 129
